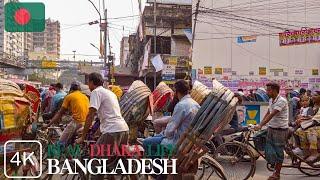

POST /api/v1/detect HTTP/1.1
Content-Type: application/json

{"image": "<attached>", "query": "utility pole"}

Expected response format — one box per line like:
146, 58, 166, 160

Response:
153, 0, 157, 90
189, 0, 201, 80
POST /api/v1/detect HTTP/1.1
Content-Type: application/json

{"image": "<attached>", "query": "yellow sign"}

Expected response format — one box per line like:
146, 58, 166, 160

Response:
215, 68, 223, 75
41, 61, 57, 68
270, 69, 283, 73
312, 69, 319, 76
163, 80, 175, 85
168, 57, 178, 65
259, 67, 267, 76
111, 78, 116, 83
204, 66, 213, 75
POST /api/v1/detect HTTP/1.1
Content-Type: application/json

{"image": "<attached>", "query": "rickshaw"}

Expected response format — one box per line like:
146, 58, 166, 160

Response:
0, 79, 41, 178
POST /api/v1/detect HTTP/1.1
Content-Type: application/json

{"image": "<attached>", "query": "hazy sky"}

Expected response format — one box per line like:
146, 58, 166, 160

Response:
21, 0, 147, 65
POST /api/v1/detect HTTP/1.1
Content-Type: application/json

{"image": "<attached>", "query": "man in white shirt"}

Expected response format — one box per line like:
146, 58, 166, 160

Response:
255, 82, 289, 180
76, 73, 129, 179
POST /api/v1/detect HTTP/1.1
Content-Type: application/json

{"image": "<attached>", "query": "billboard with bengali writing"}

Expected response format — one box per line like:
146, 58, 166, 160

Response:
279, 28, 320, 46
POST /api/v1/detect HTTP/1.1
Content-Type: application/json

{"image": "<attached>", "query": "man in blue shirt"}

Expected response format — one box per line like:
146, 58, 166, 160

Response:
51, 83, 67, 112
43, 83, 66, 121
143, 80, 200, 154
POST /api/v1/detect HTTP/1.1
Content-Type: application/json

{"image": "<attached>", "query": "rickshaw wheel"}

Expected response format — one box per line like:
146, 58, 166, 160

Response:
298, 161, 320, 176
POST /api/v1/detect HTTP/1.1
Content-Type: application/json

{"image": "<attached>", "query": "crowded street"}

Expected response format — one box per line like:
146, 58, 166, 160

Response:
0, 0, 320, 180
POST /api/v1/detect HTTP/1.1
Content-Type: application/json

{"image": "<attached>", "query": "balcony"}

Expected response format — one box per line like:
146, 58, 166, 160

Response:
0, 52, 26, 68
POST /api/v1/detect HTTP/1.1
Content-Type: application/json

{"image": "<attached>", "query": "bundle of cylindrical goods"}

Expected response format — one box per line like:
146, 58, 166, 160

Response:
152, 82, 174, 112
119, 81, 151, 142
190, 80, 211, 105
255, 88, 269, 102
174, 80, 238, 172
0, 79, 31, 164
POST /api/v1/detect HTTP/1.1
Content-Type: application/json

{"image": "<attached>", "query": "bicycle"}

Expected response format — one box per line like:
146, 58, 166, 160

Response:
211, 126, 320, 180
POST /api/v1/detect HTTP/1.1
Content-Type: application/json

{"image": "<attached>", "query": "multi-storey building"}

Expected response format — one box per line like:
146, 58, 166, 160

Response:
0, 0, 26, 68
31, 18, 61, 60
120, 36, 129, 67
127, 1, 192, 89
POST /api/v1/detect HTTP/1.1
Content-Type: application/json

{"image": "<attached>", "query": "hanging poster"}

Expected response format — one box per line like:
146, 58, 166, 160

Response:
312, 69, 319, 76
215, 68, 223, 75
270, 69, 283, 73
223, 68, 232, 75
168, 57, 178, 66
243, 105, 260, 125
259, 67, 267, 76
294, 69, 304, 75
204, 66, 213, 75
237, 36, 257, 43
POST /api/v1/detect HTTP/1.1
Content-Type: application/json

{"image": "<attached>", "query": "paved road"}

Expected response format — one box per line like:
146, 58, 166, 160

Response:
254, 158, 319, 180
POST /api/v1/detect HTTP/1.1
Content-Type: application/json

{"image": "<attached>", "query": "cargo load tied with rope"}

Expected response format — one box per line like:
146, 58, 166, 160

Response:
175, 80, 238, 172
0, 79, 31, 165
119, 81, 152, 142
152, 82, 174, 113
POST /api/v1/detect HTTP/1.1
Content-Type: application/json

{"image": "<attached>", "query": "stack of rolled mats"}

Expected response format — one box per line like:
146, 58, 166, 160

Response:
119, 80, 152, 142
190, 80, 212, 105
152, 82, 174, 113
175, 80, 239, 172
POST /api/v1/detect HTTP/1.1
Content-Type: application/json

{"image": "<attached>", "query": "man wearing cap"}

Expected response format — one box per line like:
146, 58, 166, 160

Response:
43, 81, 90, 145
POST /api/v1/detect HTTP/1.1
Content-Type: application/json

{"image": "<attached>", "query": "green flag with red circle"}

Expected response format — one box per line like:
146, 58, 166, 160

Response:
5, 2, 45, 32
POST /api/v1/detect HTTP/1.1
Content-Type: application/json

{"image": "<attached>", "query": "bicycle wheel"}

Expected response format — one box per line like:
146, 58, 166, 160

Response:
213, 142, 256, 180
298, 161, 320, 176
196, 154, 227, 180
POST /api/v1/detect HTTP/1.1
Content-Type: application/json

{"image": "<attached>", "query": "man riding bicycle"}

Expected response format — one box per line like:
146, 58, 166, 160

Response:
43, 81, 89, 146
76, 73, 129, 180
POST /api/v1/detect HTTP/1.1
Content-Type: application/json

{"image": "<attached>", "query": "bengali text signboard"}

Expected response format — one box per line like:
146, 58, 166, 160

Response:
279, 28, 320, 46
204, 66, 213, 75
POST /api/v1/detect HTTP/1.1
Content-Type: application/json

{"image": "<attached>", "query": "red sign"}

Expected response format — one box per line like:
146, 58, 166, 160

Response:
279, 28, 320, 46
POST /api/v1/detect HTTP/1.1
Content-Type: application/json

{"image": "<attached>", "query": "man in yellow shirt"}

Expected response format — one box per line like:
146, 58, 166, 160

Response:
44, 81, 89, 145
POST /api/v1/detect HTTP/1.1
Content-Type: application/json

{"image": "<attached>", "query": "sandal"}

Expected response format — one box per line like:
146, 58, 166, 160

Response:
267, 174, 280, 180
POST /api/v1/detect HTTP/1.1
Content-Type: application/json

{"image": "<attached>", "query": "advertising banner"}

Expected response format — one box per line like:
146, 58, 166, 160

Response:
312, 69, 319, 76
215, 68, 223, 75
237, 35, 257, 43
279, 28, 320, 46
259, 67, 267, 76
204, 66, 213, 75
294, 69, 304, 75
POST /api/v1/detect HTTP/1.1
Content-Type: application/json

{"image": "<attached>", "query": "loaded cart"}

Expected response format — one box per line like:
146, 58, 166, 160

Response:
0, 79, 40, 178
174, 80, 238, 175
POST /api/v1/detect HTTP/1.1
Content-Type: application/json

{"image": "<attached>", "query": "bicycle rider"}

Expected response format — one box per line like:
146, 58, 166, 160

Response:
76, 73, 129, 180
43, 81, 90, 146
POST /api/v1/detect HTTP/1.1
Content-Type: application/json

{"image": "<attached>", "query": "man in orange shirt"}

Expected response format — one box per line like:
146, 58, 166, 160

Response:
44, 81, 89, 145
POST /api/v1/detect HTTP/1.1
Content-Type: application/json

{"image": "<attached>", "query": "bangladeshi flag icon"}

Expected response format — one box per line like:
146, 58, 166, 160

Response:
5, 2, 45, 32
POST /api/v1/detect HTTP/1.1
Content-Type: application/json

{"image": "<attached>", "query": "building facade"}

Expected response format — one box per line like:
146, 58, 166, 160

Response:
192, 0, 320, 91
120, 36, 129, 67
0, 0, 26, 68
127, 1, 192, 89
31, 18, 61, 60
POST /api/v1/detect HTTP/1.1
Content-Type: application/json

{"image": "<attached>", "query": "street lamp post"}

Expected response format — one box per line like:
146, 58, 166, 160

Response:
72, 50, 76, 62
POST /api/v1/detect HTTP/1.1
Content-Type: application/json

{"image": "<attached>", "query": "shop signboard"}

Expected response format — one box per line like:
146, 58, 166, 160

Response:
204, 66, 213, 75
279, 28, 320, 46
